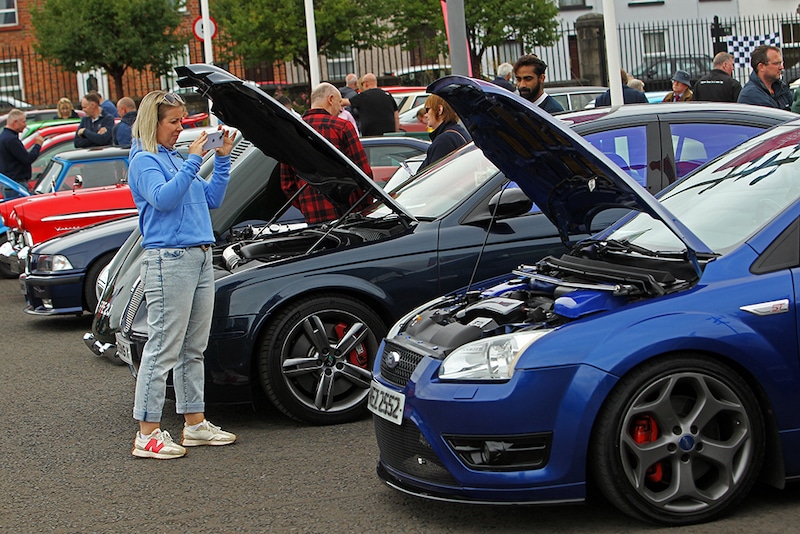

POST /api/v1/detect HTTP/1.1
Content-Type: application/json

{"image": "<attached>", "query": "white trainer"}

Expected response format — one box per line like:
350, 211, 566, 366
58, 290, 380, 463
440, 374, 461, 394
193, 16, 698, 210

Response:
132, 429, 187, 459
182, 420, 237, 447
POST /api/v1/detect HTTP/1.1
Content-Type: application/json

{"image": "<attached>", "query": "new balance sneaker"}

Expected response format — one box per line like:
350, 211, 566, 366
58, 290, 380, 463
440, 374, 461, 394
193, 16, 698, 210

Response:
182, 420, 237, 447
132, 429, 187, 459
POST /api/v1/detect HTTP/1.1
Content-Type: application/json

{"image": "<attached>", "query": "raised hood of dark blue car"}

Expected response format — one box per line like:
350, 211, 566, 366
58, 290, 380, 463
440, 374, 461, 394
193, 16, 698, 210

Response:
175, 64, 412, 221
429, 76, 711, 254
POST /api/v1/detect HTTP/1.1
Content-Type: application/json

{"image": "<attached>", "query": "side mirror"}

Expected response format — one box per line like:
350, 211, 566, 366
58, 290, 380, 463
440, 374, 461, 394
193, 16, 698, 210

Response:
464, 187, 533, 225
72, 175, 84, 191
488, 187, 533, 220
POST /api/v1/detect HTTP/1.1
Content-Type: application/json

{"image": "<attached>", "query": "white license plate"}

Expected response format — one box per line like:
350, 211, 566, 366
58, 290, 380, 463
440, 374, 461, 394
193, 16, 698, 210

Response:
115, 332, 133, 366
368, 380, 405, 425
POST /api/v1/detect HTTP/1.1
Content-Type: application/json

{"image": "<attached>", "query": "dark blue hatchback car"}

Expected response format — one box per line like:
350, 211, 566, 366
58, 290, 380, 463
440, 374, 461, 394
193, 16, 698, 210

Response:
370, 76, 800, 525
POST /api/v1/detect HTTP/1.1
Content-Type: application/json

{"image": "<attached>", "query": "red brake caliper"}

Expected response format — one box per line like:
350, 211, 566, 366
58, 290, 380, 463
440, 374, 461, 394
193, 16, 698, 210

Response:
335, 323, 368, 368
631, 415, 663, 483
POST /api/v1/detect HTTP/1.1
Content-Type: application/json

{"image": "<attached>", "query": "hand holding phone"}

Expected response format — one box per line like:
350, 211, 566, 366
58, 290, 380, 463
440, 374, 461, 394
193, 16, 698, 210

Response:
202, 129, 224, 150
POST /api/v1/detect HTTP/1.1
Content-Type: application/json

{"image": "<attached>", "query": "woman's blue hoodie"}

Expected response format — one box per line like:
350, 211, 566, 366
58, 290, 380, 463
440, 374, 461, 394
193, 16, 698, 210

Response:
128, 142, 230, 249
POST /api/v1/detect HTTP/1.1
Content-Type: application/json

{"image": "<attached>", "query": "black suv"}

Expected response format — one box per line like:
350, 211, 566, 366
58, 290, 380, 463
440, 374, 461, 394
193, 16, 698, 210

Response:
630, 55, 713, 91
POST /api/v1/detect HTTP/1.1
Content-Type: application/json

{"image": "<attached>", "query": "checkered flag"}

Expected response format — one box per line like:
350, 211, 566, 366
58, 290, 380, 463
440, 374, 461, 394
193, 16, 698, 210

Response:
726, 32, 781, 68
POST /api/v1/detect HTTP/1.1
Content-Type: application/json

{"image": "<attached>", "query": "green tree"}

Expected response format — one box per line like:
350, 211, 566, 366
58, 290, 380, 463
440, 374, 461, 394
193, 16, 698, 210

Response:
389, 0, 560, 78
31, 0, 189, 101
213, 0, 391, 82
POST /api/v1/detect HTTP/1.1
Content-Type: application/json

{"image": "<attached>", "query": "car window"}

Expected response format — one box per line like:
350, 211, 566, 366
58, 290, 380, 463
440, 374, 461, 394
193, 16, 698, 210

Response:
410, 95, 429, 108
58, 159, 128, 191
33, 160, 64, 193
569, 92, 605, 111
364, 144, 426, 168
582, 126, 648, 186
368, 145, 498, 219
612, 131, 800, 254
670, 123, 762, 178
550, 94, 569, 110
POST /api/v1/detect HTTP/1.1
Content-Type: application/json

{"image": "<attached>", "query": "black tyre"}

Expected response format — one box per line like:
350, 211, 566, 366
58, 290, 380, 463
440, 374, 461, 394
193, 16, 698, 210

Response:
83, 251, 115, 314
590, 354, 764, 526
0, 235, 17, 279
259, 293, 385, 425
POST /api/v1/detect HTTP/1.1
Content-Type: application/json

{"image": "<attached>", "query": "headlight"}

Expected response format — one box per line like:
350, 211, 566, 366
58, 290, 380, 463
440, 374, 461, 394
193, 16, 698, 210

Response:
439, 330, 551, 381
36, 254, 73, 272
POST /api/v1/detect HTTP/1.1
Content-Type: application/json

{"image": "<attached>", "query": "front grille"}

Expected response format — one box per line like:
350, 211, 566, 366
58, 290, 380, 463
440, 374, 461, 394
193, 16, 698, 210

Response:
374, 416, 458, 487
122, 278, 145, 335
380, 340, 425, 387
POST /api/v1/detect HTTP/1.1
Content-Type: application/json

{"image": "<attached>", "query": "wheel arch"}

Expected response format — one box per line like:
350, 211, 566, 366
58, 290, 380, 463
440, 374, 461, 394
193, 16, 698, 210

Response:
81, 248, 118, 311
586, 349, 784, 493
246, 282, 396, 380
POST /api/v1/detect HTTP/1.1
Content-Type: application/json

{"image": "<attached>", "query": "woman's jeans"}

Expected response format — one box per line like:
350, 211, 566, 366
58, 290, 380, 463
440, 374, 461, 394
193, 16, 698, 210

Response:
133, 247, 213, 423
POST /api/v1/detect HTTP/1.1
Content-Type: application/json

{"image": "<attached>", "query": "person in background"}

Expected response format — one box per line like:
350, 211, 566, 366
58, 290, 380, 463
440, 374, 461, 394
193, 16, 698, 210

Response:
281, 82, 373, 224
339, 73, 359, 101
127, 90, 236, 459
418, 94, 472, 172
693, 52, 741, 102
738, 45, 792, 110
277, 94, 301, 117
415, 106, 428, 126
92, 90, 119, 118
0, 109, 43, 199
594, 69, 648, 106
74, 92, 114, 147
662, 70, 694, 102
112, 97, 137, 147
491, 62, 515, 91
627, 78, 645, 92
53, 97, 79, 120
341, 73, 399, 136
513, 55, 564, 114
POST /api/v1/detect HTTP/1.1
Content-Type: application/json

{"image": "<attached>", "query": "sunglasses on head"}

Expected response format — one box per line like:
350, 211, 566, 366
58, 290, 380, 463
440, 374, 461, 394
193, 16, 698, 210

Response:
160, 92, 185, 106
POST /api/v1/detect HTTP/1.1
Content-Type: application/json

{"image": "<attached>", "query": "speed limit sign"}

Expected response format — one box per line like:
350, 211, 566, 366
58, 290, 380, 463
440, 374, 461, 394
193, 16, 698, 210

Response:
192, 16, 218, 41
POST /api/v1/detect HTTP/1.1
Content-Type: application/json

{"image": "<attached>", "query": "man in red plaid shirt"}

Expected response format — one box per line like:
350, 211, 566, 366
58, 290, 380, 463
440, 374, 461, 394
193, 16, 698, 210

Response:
280, 82, 374, 224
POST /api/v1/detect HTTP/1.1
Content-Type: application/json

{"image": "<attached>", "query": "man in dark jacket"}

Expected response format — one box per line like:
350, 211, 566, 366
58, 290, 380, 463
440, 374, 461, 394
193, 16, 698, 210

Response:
0, 109, 43, 199
74, 92, 114, 148
491, 63, 515, 92
513, 55, 564, 114
693, 52, 742, 102
112, 97, 137, 147
594, 69, 649, 107
737, 45, 792, 110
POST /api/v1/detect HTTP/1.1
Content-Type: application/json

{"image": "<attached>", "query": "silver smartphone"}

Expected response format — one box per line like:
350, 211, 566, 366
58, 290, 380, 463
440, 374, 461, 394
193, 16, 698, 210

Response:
202, 130, 224, 150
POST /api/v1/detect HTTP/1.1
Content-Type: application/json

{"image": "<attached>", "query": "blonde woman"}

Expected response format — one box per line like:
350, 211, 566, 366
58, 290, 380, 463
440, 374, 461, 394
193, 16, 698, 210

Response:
53, 97, 78, 119
127, 90, 236, 459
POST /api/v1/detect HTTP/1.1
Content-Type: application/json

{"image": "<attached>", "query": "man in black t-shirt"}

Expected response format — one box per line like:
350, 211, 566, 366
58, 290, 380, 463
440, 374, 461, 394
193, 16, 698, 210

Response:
342, 73, 398, 136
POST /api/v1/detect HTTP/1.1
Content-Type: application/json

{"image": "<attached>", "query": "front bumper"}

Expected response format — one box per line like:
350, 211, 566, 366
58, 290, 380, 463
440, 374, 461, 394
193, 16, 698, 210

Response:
0, 240, 23, 274
23, 271, 85, 315
371, 345, 617, 504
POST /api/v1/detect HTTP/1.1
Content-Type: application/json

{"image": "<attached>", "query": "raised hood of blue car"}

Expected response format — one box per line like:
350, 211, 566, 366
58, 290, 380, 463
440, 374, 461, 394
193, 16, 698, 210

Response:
175, 64, 412, 221
428, 76, 711, 255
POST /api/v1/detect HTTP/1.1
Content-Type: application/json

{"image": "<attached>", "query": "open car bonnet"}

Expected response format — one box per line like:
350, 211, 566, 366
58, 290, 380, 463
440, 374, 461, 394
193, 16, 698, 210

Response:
428, 75, 712, 255
175, 64, 413, 221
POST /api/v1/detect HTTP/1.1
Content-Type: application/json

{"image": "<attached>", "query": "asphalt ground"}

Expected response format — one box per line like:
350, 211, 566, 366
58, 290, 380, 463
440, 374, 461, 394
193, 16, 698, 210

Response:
1, 276, 799, 532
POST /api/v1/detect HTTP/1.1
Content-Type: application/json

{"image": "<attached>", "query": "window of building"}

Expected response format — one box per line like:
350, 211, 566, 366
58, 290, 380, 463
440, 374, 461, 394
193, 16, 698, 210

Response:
0, 0, 17, 27
327, 49, 355, 81
559, 0, 586, 8
642, 31, 666, 56
0, 59, 24, 102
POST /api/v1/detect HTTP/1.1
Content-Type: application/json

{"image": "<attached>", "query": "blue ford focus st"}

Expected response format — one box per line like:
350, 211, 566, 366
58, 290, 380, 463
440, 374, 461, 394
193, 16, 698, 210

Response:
370, 76, 800, 525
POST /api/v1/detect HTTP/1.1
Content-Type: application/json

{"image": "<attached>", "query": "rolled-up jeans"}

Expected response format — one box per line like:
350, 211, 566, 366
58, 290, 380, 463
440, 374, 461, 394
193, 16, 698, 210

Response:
133, 246, 213, 422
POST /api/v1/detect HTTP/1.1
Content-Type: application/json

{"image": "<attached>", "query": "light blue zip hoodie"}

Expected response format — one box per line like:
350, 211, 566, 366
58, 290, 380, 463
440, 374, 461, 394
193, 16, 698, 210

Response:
128, 141, 231, 249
